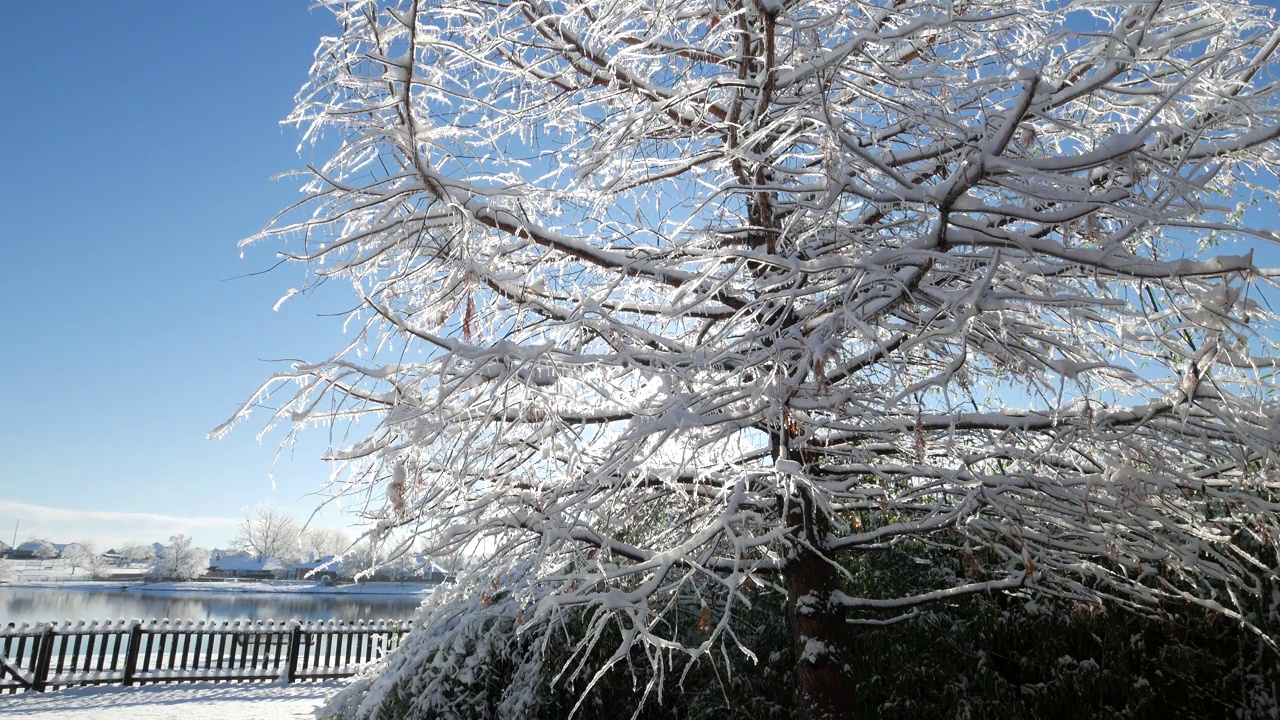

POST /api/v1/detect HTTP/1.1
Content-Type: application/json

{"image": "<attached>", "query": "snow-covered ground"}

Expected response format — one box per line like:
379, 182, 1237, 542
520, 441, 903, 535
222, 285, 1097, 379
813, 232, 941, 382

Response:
5, 559, 150, 584
6, 559, 99, 583
4, 580, 433, 597
0, 680, 343, 719
1, 581, 133, 590
132, 581, 433, 596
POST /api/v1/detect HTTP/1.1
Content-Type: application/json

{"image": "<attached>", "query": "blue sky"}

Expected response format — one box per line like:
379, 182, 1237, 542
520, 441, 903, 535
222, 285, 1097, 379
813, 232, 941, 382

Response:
5, 1, 1280, 554
0, 2, 359, 549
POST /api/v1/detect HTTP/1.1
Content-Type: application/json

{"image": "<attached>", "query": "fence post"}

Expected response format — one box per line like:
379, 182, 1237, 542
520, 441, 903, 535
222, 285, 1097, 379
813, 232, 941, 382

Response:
121, 621, 143, 687
283, 621, 302, 685
31, 625, 55, 693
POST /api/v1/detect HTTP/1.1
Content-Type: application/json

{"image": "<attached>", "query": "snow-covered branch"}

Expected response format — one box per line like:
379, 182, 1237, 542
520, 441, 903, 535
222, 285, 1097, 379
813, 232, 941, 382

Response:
228, 0, 1280, 716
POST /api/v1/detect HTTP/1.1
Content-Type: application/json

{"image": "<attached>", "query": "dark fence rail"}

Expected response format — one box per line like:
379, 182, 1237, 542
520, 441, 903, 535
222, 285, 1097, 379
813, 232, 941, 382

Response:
0, 618, 411, 694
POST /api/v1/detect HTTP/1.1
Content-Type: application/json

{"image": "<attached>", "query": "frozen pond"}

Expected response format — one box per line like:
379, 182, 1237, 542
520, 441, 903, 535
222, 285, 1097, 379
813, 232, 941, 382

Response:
0, 586, 421, 626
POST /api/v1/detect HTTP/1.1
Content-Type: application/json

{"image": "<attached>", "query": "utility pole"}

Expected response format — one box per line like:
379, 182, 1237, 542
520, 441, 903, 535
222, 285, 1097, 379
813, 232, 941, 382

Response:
10, 519, 17, 549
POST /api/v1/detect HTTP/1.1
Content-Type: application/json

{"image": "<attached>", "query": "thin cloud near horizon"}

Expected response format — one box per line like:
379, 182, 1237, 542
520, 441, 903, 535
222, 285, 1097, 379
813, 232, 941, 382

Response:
0, 501, 239, 549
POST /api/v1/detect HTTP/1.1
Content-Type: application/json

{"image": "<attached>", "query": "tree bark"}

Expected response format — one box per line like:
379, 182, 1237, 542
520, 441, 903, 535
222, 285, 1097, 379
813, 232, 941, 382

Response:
785, 492, 855, 720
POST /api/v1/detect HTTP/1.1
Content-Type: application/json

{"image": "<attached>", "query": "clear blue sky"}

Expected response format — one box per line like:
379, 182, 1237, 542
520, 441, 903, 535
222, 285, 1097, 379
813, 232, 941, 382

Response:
5, 2, 1280, 553
0, 2, 360, 549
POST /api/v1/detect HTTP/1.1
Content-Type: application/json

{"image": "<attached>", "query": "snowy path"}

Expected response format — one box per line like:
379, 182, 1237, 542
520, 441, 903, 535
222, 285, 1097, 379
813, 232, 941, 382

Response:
0, 681, 343, 719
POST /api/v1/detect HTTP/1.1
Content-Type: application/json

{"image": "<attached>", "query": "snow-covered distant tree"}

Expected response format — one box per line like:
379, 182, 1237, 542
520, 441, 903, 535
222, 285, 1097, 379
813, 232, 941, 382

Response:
24, 539, 57, 560
119, 542, 155, 564
149, 535, 211, 581
336, 539, 373, 581
232, 503, 301, 563
300, 526, 353, 560
337, 535, 398, 580
222, 0, 1280, 716
60, 542, 100, 576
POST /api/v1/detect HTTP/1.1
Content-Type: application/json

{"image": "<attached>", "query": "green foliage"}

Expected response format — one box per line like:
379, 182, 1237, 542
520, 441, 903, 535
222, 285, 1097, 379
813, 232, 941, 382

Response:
845, 540, 1280, 719
337, 548, 1279, 720
853, 592, 1279, 720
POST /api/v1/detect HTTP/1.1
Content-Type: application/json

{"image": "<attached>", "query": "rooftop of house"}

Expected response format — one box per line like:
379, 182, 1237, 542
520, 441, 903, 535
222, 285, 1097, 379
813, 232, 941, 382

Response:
16, 540, 69, 554
289, 555, 339, 571
411, 557, 453, 577
209, 552, 286, 573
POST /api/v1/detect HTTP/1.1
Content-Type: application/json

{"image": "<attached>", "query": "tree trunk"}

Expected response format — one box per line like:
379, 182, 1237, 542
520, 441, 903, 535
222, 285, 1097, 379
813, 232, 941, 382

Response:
785, 494, 855, 720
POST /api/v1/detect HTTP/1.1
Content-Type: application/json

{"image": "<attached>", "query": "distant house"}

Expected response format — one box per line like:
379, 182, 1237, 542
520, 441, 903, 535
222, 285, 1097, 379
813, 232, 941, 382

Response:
360, 556, 454, 583
207, 552, 285, 580
100, 549, 127, 567
288, 555, 340, 581
412, 558, 453, 584
100, 565, 150, 581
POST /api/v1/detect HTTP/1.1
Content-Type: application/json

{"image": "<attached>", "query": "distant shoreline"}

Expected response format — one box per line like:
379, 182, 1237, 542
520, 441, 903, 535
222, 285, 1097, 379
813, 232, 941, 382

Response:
0, 580, 432, 599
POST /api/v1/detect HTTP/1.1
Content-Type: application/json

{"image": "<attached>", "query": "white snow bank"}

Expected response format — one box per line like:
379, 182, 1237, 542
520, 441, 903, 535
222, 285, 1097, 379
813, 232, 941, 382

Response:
3, 581, 135, 590
0, 680, 344, 719
3, 579, 434, 598
131, 581, 434, 597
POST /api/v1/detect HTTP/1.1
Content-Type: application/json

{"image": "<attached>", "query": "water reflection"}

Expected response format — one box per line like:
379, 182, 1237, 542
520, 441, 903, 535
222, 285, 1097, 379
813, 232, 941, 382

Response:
0, 587, 421, 626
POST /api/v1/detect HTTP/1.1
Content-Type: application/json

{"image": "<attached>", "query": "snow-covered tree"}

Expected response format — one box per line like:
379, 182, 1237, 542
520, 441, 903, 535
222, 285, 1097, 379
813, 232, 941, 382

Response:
60, 541, 100, 576
149, 534, 211, 581
24, 539, 57, 560
335, 534, 411, 580
232, 503, 301, 563
300, 526, 353, 560
336, 538, 377, 581
223, 0, 1280, 717
119, 542, 155, 564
